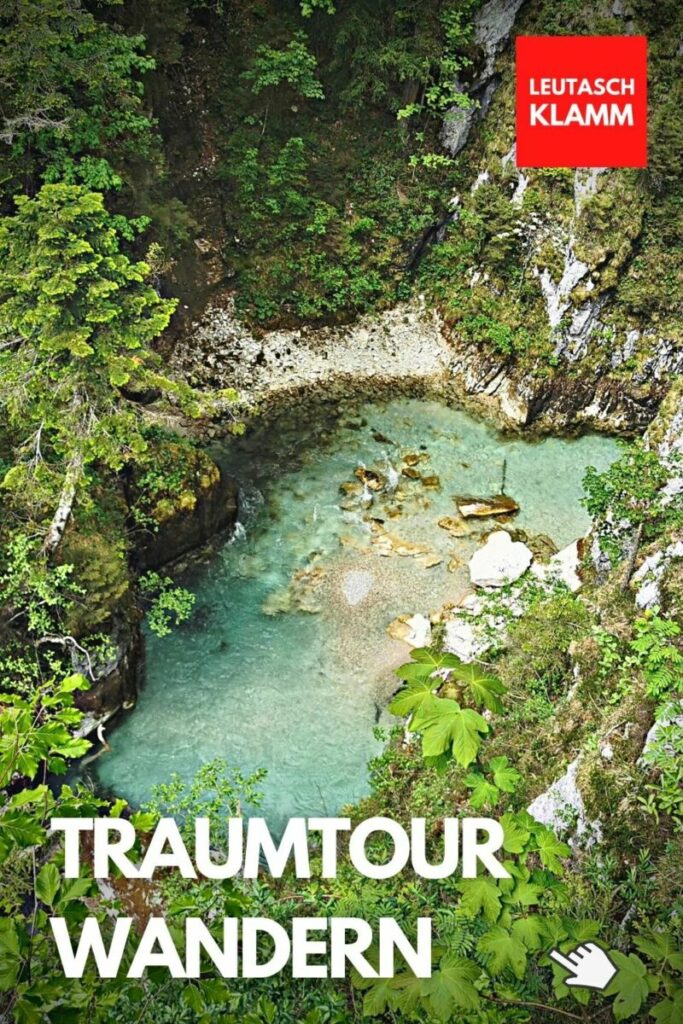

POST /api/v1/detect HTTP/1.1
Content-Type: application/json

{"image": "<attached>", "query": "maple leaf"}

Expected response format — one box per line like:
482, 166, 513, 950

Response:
456, 876, 502, 922
412, 695, 488, 766
604, 952, 653, 1020
478, 925, 528, 978
421, 955, 481, 1019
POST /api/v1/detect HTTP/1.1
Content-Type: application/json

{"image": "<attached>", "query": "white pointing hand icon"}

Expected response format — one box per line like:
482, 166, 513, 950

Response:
549, 943, 617, 990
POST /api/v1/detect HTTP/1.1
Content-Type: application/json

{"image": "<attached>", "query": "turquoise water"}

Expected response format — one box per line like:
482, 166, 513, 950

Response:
96, 398, 618, 829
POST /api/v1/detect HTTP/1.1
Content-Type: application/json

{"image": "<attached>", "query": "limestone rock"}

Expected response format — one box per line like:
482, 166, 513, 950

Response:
438, 515, 470, 538
531, 539, 583, 592
443, 619, 488, 661
632, 540, 683, 610
371, 524, 430, 559
469, 530, 533, 588
354, 467, 384, 490
387, 614, 432, 648
262, 564, 326, 615
417, 554, 442, 569
340, 481, 363, 496
527, 758, 602, 845
639, 699, 683, 762
456, 494, 519, 518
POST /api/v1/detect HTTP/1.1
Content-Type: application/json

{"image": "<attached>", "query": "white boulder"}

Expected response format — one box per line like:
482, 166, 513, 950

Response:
527, 757, 602, 844
531, 539, 583, 592
469, 531, 533, 588
633, 540, 683, 610
443, 619, 488, 661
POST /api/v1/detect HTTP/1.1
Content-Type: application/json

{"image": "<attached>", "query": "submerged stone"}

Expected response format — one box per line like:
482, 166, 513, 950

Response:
340, 481, 363, 496
370, 524, 430, 558
402, 452, 428, 466
416, 554, 442, 569
455, 494, 520, 518
354, 467, 384, 491
438, 515, 470, 538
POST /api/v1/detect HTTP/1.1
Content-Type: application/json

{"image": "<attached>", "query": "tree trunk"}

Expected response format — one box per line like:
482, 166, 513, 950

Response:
43, 453, 83, 556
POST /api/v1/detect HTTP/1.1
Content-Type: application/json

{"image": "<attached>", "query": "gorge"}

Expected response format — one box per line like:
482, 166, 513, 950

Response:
95, 395, 618, 825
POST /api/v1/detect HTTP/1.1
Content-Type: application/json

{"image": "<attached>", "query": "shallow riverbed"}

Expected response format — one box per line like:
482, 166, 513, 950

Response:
96, 398, 618, 829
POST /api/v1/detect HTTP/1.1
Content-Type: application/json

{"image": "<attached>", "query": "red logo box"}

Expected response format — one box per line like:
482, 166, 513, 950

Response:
516, 35, 647, 168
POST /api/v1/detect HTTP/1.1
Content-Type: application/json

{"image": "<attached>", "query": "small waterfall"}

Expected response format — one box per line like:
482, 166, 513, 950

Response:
230, 521, 247, 544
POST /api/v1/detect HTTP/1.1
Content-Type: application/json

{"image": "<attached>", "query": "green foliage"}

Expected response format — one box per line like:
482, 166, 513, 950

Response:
355, 808, 575, 1021
0, 184, 236, 553
460, 312, 530, 356
210, 0, 482, 325
0, 673, 90, 800
0, 184, 176, 491
631, 613, 683, 701
464, 756, 521, 810
583, 441, 681, 563
0, 0, 156, 194
129, 431, 226, 529
223, 132, 392, 321
139, 571, 196, 638
639, 703, 683, 829
300, 0, 336, 13
501, 591, 592, 699
415, 694, 489, 766
596, 611, 683, 706
0, 533, 77, 638
390, 647, 506, 767
242, 33, 324, 100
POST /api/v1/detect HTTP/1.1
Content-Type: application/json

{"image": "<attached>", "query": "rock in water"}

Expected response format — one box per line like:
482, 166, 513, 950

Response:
354, 467, 384, 490
421, 475, 441, 489
469, 530, 533, 587
455, 494, 520, 518
416, 554, 442, 569
438, 515, 470, 538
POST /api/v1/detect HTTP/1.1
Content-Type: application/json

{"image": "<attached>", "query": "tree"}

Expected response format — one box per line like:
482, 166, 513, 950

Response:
242, 32, 325, 101
0, 184, 178, 552
0, 0, 155, 194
